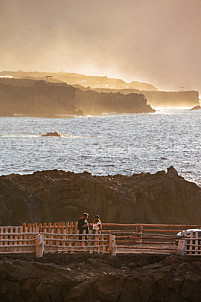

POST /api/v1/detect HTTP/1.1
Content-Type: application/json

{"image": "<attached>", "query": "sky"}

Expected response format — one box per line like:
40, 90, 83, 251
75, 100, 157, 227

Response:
0, 0, 201, 92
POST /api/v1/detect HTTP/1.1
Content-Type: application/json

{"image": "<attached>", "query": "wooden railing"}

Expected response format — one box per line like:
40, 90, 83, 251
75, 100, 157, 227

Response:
177, 230, 201, 255
43, 231, 112, 254
0, 223, 115, 257
0, 222, 200, 256
102, 223, 201, 255
0, 226, 37, 254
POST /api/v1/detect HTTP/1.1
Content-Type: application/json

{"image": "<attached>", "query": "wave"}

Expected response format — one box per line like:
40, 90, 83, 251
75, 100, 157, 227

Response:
0, 134, 41, 138
0, 134, 98, 139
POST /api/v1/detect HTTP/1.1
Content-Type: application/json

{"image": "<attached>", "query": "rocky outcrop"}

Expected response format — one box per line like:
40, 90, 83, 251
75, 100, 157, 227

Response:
0, 79, 154, 117
190, 105, 201, 110
42, 132, 62, 137
0, 253, 201, 301
0, 166, 201, 225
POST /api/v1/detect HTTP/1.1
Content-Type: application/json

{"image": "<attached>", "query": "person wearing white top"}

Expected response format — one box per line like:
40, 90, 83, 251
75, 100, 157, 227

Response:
92, 215, 102, 234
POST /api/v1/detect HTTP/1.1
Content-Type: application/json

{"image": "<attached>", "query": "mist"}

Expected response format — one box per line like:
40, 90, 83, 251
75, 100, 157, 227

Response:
0, 0, 201, 92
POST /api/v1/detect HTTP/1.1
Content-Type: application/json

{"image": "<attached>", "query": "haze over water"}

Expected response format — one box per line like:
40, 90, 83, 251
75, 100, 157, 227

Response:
0, 108, 200, 187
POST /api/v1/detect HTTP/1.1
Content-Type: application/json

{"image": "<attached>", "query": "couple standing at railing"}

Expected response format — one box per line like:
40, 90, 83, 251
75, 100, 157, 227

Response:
78, 213, 102, 245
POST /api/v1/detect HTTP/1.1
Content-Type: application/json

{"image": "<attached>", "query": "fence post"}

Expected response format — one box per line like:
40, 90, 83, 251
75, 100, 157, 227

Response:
189, 230, 194, 254
177, 239, 186, 255
109, 235, 116, 256
35, 234, 44, 257
195, 231, 199, 255
138, 226, 143, 243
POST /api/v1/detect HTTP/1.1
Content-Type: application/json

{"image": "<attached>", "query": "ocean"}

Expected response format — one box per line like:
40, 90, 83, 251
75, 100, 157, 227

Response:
0, 108, 200, 187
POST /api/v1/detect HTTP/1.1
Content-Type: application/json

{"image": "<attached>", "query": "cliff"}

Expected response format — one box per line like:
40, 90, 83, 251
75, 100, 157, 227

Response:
0, 80, 76, 117
0, 166, 200, 226
92, 88, 200, 108
1, 72, 198, 109
75, 89, 154, 115
0, 79, 154, 116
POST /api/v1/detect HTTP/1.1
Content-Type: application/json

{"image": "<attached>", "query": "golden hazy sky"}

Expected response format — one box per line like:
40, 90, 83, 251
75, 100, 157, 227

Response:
1, 0, 201, 91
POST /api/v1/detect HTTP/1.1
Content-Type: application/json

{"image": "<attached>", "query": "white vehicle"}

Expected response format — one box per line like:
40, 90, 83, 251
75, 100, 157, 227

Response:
177, 229, 201, 237
176, 229, 201, 247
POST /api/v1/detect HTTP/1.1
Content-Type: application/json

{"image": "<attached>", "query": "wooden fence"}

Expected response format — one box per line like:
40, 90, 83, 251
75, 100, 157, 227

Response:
0, 222, 200, 256
177, 230, 201, 255
0, 223, 115, 257
0, 226, 36, 254
102, 223, 201, 255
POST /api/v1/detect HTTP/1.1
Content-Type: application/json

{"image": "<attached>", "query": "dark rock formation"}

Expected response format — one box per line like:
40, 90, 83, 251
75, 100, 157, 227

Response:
42, 132, 62, 137
0, 167, 201, 226
0, 79, 154, 117
0, 253, 201, 301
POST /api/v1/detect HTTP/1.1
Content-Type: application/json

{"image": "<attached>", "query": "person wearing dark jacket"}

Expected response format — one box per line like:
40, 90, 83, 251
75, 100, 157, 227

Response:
78, 213, 89, 245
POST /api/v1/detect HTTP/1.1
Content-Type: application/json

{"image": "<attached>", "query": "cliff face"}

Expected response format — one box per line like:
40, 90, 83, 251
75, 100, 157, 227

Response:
75, 90, 154, 115
0, 79, 154, 116
0, 167, 200, 226
92, 88, 200, 108
0, 81, 76, 116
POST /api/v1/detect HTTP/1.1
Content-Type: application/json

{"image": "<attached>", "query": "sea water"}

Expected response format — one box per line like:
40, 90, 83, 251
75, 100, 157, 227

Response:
0, 108, 200, 187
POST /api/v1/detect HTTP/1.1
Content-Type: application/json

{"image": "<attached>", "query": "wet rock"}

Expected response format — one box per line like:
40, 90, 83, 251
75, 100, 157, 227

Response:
42, 131, 62, 137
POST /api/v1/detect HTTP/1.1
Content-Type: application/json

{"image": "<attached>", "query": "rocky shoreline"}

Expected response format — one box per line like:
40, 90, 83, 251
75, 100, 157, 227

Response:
0, 166, 201, 225
0, 253, 201, 301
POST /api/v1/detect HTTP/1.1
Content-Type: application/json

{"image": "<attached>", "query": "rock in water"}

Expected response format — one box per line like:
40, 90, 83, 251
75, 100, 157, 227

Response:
190, 105, 201, 110
42, 132, 62, 137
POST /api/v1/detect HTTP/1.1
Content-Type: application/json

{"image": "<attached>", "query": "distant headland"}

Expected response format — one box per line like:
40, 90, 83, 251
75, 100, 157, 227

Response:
0, 71, 199, 117
0, 76, 154, 117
